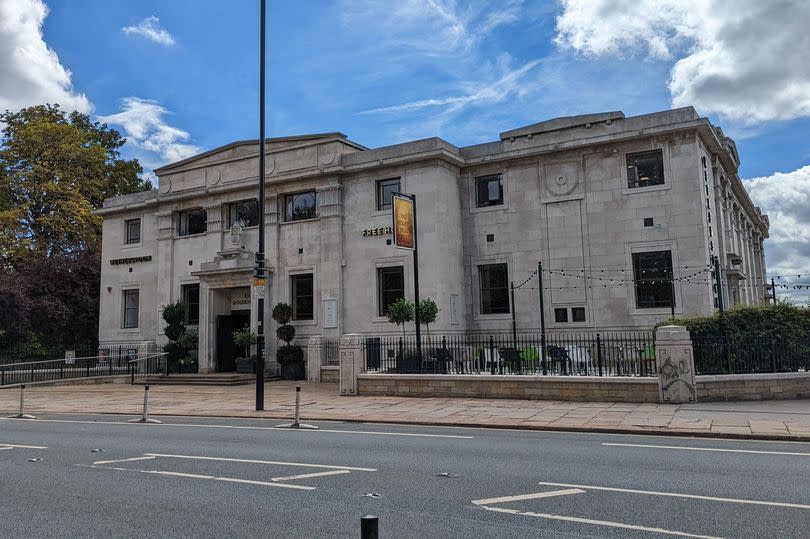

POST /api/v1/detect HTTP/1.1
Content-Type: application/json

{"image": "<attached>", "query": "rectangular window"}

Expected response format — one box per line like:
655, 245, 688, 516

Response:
626, 149, 664, 188
554, 308, 568, 323
290, 274, 314, 321
125, 218, 141, 244
122, 289, 139, 329
571, 307, 586, 322
178, 208, 207, 236
475, 174, 503, 207
228, 199, 259, 228
632, 250, 674, 308
181, 284, 200, 325
479, 263, 509, 314
377, 266, 404, 317
284, 191, 317, 221
376, 178, 400, 211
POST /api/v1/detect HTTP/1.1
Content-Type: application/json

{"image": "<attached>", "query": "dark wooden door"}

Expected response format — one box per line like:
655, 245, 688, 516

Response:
216, 312, 250, 372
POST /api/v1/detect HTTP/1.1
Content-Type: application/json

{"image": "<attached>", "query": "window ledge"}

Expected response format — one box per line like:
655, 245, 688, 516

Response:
122, 242, 143, 250
622, 183, 670, 196
119, 327, 140, 333
224, 225, 260, 231
281, 217, 320, 225
175, 232, 208, 238
470, 204, 506, 215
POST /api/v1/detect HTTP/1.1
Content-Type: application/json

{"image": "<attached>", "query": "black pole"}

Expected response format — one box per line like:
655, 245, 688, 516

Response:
669, 272, 675, 319
410, 194, 422, 366
538, 261, 547, 375
713, 255, 724, 313
361, 515, 379, 539
255, 0, 266, 411
510, 281, 517, 346
771, 278, 777, 305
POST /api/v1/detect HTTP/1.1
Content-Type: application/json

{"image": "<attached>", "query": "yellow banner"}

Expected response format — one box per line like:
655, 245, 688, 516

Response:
392, 194, 415, 250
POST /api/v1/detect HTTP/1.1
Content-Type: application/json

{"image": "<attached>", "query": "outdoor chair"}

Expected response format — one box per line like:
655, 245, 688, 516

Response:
498, 347, 522, 374
547, 345, 569, 374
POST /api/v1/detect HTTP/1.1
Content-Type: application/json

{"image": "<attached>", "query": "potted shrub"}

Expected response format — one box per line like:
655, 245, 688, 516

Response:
387, 298, 419, 372
175, 327, 199, 373
273, 303, 305, 379
232, 327, 257, 374
162, 302, 187, 373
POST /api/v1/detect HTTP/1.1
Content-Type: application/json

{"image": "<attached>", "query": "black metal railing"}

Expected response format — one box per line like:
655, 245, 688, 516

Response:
693, 336, 810, 375
129, 353, 170, 384
362, 332, 656, 377
1, 350, 166, 386
321, 339, 340, 366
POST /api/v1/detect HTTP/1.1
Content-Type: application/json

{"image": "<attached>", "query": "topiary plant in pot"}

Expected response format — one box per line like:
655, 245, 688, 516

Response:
273, 302, 305, 379
232, 327, 257, 374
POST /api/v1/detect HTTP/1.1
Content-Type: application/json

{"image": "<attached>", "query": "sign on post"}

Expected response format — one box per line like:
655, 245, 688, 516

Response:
64, 350, 75, 365
392, 194, 415, 250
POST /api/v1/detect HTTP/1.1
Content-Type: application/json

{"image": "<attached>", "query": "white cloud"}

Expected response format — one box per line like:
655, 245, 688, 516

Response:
0, 0, 91, 114
98, 97, 200, 166
122, 16, 175, 46
554, 0, 810, 124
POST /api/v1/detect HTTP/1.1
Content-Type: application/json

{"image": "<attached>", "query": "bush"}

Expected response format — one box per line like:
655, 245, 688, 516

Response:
655, 304, 810, 342
162, 302, 185, 341
272, 303, 293, 325
276, 324, 296, 344
277, 344, 303, 365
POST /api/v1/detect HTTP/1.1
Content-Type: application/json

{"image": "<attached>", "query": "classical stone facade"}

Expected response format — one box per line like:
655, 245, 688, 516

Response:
95, 107, 769, 373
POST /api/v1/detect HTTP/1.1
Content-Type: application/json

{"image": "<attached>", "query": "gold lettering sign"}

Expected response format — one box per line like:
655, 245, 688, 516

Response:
362, 226, 392, 237
392, 194, 415, 250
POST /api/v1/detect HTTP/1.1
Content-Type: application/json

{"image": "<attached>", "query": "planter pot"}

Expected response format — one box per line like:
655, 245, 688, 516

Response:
179, 362, 198, 374
236, 357, 255, 374
280, 360, 305, 380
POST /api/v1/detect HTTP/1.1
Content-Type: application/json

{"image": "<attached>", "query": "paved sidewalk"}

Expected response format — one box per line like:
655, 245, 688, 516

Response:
1, 381, 809, 440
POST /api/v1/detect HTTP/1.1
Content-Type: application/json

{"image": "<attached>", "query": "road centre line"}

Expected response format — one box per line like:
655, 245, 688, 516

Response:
472, 489, 585, 506
481, 506, 722, 539
271, 469, 351, 482
0, 442, 47, 449
603, 442, 810, 457
536, 481, 810, 510
0, 446, 12, 451
93, 456, 156, 465
140, 469, 314, 490
143, 453, 377, 472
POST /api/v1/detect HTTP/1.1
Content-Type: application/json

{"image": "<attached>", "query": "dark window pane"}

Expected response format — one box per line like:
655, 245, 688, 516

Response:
633, 250, 674, 308
627, 149, 664, 188
182, 284, 200, 325
291, 274, 314, 320
122, 289, 139, 328
479, 263, 509, 314
285, 191, 317, 221
125, 218, 141, 244
178, 208, 207, 235
229, 200, 259, 227
377, 266, 404, 316
554, 308, 568, 323
376, 178, 400, 210
572, 307, 586, 322
475, 174, 503, 207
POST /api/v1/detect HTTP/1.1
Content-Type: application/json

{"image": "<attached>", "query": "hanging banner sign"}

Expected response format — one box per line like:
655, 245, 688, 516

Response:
392, 194, 415, 250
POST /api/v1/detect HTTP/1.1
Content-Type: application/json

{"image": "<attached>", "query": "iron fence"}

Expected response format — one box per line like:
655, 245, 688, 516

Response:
362, 332, 656, 377
693, 336, 810, 375
321, 339, 340, 366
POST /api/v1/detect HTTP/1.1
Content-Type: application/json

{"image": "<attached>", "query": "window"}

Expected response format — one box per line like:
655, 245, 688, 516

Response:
122, 289, 139, 329
572, 307, 586, 322
475, 174, 503, 207
182, 284, 200, 325
377, 266, 404, 316
632, 250, 674, 308
626, 149, 664, 188
290, 274, 314, 321
643, 217, 654, 227
228, 199, 259, 228
178, 208, 207, 236
284, 191, 317, 221
554, 308, 568, 323
376, 178, 400, 211
479, 263, 509, 314
125, 218, 141, 244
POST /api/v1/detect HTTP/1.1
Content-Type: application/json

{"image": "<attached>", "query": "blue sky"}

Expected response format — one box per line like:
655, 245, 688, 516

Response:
2, 0, 810, 286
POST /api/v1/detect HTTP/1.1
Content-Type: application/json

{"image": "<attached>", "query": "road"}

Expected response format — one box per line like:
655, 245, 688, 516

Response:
1, 413, 808, 538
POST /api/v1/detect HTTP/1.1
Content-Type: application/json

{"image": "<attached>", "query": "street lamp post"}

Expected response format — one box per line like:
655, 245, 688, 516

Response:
255, 0, 267, 411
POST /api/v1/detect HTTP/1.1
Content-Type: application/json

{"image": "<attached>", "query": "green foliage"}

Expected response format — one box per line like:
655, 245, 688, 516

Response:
418, 298, 439, 338
654, 303, 810, 341
387, 298, 414, 338
162, 302, 185, 341
276, 324, 296, 344
161, 302, 198, 363
176, 327, 199, 352
277, 344, 304, 365
272, 303, 293, 325
232, 328, 256, 350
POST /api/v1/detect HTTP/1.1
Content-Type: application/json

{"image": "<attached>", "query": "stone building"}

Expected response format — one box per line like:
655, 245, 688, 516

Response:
95, 106, 769, 373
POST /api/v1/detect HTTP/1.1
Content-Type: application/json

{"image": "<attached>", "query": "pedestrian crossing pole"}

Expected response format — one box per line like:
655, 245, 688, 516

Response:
255, 0, 267, 411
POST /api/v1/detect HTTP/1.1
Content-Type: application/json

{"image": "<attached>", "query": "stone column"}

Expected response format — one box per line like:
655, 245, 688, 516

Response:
307, 336, 322, 382
339, 334, 364, 396
198, 281, 213, 373
655, 325, 697, 404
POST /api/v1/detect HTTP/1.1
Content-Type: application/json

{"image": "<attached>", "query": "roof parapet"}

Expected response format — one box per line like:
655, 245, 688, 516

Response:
499, 111, 625, 140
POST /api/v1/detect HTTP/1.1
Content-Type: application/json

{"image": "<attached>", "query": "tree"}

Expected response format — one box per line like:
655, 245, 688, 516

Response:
387, 298, 415, 339
418, 298, 439, 339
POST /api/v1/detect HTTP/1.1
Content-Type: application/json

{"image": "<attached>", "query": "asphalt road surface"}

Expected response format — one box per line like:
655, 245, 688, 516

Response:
1, 413, 808, 538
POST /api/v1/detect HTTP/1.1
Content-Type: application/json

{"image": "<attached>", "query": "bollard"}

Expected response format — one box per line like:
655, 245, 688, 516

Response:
128, 385, 162, 424
275, 385, 318, 429
361, 515, 379, 539
9, 384, 36, 419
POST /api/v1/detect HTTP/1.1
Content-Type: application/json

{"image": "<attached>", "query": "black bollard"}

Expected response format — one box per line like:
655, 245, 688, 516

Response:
361, 515, 378, 539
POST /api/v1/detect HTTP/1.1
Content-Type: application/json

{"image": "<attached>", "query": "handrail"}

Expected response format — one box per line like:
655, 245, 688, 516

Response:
1, 352, 167, 370
128, 353, 168, 365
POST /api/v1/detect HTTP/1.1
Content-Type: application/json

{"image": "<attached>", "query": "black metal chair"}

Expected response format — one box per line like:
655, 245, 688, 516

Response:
498, 347, 522, 374
547, 346, 569, 375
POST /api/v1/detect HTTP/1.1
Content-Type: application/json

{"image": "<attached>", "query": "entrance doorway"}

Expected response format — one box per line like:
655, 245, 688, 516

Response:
216, 311, 250, 372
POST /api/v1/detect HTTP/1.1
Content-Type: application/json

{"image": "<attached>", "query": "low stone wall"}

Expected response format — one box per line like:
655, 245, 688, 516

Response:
320, 366, 339, 383
697, 372, 810, 401
356, 374, 660, 403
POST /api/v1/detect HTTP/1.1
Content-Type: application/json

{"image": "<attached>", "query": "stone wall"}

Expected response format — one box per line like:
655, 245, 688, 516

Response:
320, 366, 339, 383
697, 372, 810, 401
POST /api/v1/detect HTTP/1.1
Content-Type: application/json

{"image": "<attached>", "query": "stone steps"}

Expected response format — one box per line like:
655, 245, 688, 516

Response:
141, 374, 256, 386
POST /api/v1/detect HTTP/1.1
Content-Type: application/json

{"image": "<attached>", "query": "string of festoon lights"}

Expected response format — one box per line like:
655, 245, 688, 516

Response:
512, 265, 713, 291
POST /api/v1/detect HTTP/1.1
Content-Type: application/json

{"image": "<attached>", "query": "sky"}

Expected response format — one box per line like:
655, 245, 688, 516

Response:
1, 0, 809, 293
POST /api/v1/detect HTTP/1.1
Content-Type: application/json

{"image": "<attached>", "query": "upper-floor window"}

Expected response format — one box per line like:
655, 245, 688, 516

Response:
284, 191, 317, 221
228, 199, 259, 228
125, 218, 141, 244
290, 274, 314, 320
376, 178, 400, 211
475, 174, 503, 207
626, 149, 664, 188
632, 250, 673, 308
377, 266, 404, 317
177, 208, 207, 236
181, 283, 200, 325
122, 289, 139, 329
479, 263, 509, 314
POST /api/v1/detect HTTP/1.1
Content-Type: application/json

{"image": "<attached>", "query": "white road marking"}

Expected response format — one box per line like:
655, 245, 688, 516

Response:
603, 442, 810, 457
0, 446, 13, 451
140, 469, 315, 490
536, 481, 810, 510
93, 456, 156, 465
472, 488, 585, 506
142, 470, 213, 480
143, 453, 377, 472
0, 442, 48, 449
271, 469, 351, 482
7, 418, 472, 439
481, 505, 723, 539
